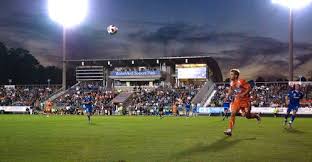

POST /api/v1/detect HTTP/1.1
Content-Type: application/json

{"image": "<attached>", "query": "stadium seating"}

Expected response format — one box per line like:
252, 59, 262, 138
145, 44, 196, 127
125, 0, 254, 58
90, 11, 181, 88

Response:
209, 82, 312, 108
0, 85, 60, 107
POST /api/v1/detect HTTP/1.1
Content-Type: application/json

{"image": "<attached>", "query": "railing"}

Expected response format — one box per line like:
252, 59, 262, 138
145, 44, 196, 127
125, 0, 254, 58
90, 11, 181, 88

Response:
48, 82, 81, 102
202, 83, 216, 107
0, 84, 61, 89
192, 80, 214, 106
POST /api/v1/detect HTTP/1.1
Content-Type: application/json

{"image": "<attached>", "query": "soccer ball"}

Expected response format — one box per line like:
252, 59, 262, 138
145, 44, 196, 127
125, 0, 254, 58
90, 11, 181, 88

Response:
107, 25, 118, 35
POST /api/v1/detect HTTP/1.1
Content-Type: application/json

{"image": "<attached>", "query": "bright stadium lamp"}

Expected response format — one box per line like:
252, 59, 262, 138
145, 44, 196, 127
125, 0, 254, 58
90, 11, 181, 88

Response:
48, 0, 88, 28
48, 0, 88, 90
272, 0, 311, 81
272, 0, 312, 9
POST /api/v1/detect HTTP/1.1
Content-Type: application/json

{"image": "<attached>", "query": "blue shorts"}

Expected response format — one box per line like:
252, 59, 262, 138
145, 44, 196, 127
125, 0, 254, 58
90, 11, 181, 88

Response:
223, 103, 230, 111
186, 109, 190, 112
287, 105, 299, 113
86, 107, 93, 113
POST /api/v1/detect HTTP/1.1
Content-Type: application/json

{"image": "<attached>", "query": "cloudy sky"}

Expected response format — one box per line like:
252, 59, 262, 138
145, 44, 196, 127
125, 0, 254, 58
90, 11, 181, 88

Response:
0, 0, 312, 80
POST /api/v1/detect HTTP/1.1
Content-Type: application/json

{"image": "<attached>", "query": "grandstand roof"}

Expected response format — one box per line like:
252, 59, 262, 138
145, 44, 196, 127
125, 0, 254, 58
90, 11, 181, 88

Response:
67, 56, 223, 82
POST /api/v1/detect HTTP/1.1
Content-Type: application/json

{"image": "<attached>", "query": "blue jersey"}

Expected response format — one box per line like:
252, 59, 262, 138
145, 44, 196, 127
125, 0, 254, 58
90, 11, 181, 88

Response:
287, 90, 303, 109
192, 106, 198, 113
185, 103, 191, 111
84, 96, 93, 112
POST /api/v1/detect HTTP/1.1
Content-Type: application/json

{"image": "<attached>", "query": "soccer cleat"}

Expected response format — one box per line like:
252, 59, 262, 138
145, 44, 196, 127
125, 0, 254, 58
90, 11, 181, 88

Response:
256, 114, 261, 124
284, 119, 288, 126
224, 129, 232, 136
288, 121, 293, 128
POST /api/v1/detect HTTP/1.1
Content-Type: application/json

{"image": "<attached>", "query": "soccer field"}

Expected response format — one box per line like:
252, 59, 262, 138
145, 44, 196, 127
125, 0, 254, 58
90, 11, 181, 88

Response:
0, 115, 311, 162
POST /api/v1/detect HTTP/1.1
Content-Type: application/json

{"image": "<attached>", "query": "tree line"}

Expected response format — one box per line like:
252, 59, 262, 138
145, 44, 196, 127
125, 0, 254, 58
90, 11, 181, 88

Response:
0, 42, 62, 85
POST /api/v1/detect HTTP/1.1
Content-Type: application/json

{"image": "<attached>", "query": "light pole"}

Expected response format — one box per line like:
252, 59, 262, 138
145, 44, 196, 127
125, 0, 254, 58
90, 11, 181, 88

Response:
47, 79, 51, 87
272, 0, 312, 81
48, 0, 88, 90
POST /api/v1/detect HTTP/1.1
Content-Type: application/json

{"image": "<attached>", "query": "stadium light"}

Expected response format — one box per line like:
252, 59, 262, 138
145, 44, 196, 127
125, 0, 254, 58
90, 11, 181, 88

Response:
272, 0, 312, 81
47, 79, 51, 87
272, 0, 312, 9
48, 0, 88, 90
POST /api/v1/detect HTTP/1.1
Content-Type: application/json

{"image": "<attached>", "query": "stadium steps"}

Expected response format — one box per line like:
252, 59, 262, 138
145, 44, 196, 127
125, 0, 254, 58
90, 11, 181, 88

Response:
46, 82, 80, 102
203, 89, 217, 107
111, 92, 134, 105
192, 80, 215, 107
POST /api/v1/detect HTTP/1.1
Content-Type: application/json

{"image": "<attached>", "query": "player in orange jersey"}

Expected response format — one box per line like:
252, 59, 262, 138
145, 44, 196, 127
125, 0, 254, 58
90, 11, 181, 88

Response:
224, 69, 261, 136
45, 99, 53, 117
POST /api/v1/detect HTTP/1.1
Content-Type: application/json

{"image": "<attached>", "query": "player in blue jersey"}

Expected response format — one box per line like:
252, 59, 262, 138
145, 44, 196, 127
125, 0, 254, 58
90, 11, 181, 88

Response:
222, 101, 230, 121
159, 103, 164, 119
185, 101, 191, 117
83, 92, 94, 124
284, 84, 304, 128
192, 103, 199, 117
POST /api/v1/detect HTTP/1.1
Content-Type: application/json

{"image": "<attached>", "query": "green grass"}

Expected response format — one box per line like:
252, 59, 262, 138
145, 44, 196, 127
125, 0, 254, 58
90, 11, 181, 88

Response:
0, 115, 312, 162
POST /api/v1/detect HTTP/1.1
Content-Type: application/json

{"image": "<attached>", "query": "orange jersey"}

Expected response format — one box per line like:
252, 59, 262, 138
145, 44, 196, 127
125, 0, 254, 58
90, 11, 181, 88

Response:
45, 101, 53, 111
230, 79, 251, 101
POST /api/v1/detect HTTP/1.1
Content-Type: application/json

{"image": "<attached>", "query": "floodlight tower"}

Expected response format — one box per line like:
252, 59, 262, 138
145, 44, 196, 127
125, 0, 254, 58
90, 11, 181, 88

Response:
272, 0, 312, 81
48, 0, 88, 90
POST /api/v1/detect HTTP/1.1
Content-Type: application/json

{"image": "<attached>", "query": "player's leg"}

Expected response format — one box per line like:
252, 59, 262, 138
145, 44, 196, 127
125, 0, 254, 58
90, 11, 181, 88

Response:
160, 110, 163, 118
242, 102, 261, 123
222, 109, 228, 120
289, 108, 298, 127
87, 111, 91, 124
47, 108, 52, 117
224, 103, 239, 136
225, 109, 229, 119
284, 108, 291, 126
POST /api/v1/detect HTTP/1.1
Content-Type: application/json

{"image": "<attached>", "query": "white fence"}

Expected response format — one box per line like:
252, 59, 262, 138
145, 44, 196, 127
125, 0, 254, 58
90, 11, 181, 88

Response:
199, 107, 312, 115
0, 106, 30, 113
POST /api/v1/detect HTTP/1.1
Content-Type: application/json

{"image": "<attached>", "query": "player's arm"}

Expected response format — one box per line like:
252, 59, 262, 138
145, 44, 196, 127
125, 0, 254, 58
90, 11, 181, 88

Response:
82, 99, 88, 105
224, 86, 234, 101
300, 92, 304, 100
239, 81, 251, 98
299, 92, 304, 105
285, 93, 290, 106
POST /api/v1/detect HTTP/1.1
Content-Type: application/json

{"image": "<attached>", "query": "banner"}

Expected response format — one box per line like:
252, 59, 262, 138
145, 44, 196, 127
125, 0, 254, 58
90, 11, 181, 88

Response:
200, 107, 312, 115
288, 81, 312, 87
4, 85, 15, 89
251, 107, 312, 115
199, 107, 224, 114
111, 70, 160, 76
0, 106, 30, 112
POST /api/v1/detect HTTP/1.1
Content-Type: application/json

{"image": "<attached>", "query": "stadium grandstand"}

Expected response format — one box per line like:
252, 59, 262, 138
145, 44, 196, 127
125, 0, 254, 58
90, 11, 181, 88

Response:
1, 56, 312, 116
47, 56, 221, 115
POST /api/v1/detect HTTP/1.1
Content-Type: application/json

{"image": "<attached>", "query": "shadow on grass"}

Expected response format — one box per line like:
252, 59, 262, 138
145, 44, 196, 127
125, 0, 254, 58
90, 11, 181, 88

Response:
284, 128, 305, 134
172, 137, 256, 160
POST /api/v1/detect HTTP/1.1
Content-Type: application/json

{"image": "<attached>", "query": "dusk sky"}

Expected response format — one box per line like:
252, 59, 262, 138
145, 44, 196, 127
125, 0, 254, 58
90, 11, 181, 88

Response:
0, 0, 312, 79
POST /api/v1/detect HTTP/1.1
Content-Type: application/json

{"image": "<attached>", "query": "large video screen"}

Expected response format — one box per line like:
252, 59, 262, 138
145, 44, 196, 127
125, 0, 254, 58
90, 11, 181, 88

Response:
176, 64, 207, 79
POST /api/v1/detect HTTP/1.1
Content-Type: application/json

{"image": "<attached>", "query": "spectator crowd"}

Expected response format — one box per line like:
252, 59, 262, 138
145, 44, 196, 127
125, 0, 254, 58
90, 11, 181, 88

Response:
0, 85, 60, 109
210, 83, 312, 108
